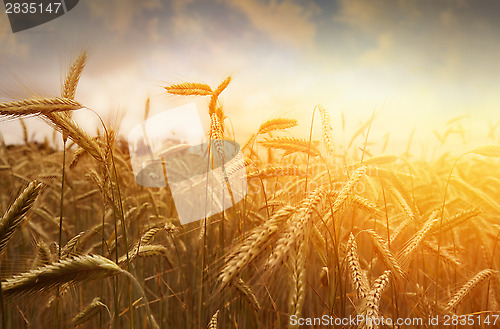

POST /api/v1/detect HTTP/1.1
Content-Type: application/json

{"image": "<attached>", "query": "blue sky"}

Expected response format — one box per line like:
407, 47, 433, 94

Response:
1, 0, 500, 156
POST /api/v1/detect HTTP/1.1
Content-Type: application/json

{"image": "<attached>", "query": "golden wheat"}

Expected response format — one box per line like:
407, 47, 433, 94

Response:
445, 269, 496, 311
260, 137, 321, 157
164, 82, 213, 96
347, 233, 369, 299
1, 254, 122, 297
71, 297, 110, 327
258, 118, 298, 135
62, 51, 88, 101
0, 181, 42, 255
0, 97, 83, 118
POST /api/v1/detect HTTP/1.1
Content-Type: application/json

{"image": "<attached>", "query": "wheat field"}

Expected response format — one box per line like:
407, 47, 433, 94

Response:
0, 53, 499, 329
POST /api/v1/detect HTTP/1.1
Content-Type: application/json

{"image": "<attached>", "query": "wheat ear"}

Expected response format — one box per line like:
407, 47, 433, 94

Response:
347, 233, 369, 299
433, 208, 480, 234
397, 211, 439, 265
260, 137, 321, 157
209, 76, 231, 118
71, 297, 110, 327
207, 310, 219, 329
445, 269, 496, 311
1, 254, 122, 297
136, 226, 163, 248
258, 118, 298, 135
43, 113, 104, 163
36, 241, 53, 266
209, 112, 224, 140
422, 241, 461, 266
247, 165, 305, 179
0, 98, 83, 118
219, 205, 295, 288
288, 240, 307, 329
232, 278, 261, 311
318, 105, 335, 155
387, 185, 417, 222
330, 166, 366, 215
358, 270, 391, 329
61, 231, 85, 258
365, 229, 406, 281
165, 82, 213, 96
62, 51, 88, 100
70, 147, 87, 169
118, 244, 171, 268
267, 187, 325, 268
0, 181, 42, 255
449, 177, 500, 212
352, 195, 383, 217
470, 145, 500, 157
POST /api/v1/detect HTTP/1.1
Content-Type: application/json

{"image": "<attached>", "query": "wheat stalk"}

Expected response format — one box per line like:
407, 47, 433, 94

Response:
209, 112, 224, 141
389, 216, 413, 245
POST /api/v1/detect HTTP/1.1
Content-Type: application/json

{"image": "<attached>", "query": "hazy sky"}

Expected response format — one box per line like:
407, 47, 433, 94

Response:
1, 0, 500, 156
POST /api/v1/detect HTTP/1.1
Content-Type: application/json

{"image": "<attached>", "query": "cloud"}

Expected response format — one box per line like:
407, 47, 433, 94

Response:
223, 0, 318, 47
334, 0, 420, 31
0, 16, 29, 57
86, 0, 162, 33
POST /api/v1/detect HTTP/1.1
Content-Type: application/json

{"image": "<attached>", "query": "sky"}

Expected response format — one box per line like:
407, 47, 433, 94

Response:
1, 0, 500, 157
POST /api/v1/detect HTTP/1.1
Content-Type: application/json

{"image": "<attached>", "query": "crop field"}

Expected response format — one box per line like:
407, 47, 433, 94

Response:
0, 53, 499, 329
